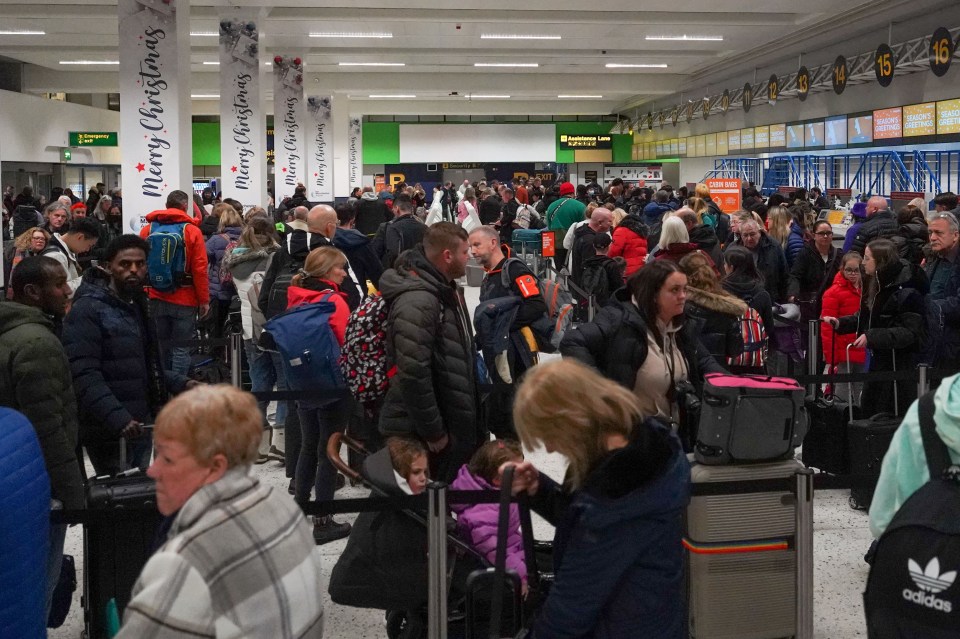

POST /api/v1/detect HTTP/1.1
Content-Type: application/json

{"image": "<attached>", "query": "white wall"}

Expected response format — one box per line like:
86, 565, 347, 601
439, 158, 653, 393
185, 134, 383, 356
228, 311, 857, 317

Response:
0, 90, 121, 165
399, 124, 555, 163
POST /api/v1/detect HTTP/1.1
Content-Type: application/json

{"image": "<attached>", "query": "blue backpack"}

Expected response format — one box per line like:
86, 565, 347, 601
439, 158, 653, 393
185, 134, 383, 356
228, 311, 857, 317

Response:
146, 222, 188, 292
264, 292, 345, 392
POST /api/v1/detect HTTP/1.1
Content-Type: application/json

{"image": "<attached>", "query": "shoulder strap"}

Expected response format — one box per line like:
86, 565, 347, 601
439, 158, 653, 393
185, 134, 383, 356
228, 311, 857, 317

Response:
918, 391, 952, 479
500, 257, 525, 288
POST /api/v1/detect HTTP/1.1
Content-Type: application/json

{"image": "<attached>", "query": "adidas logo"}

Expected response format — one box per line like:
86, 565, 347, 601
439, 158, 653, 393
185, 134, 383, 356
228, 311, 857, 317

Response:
902, 557, 956, 613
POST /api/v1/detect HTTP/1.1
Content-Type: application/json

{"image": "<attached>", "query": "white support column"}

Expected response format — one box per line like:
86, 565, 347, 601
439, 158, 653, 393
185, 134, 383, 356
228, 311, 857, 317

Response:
117, 0, 192, 233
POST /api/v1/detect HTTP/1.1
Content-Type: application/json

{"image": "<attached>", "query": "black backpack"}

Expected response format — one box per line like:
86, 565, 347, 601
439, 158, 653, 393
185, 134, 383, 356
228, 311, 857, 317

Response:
579, 260, 610, 304
13, 206, 39, 239
263, 256, 305, 320
863, 391, 960, 638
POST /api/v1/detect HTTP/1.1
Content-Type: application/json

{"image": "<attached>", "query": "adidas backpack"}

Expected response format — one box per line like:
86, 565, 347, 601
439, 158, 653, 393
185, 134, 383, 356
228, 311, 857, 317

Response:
146, 221, 188, 292
339, 293, 394, 404
727, 306, 768, 370
264, 291, 345, 393
864, 391, 960, 638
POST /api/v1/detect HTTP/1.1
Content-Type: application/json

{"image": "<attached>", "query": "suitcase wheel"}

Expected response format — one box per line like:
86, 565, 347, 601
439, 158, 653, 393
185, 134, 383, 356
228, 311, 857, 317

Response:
849, 494, 867, 511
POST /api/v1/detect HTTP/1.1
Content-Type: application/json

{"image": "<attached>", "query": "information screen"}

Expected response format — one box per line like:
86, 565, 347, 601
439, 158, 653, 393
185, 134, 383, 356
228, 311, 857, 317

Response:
695, 135, 707, 157
727, 129, 741, 152
786, 124, 804, 149
848, 115, 873, 144
825, 116, 847, 148
679, 138, 688, 156
873, 107, 902, 139
705, 134, 717, 156
670, 138, 680, 155
805, 121, 825, 148
769, 124, 786, 148
754, 126, 770, 149
716, 131, 728, 155
903, 103, 936, 137
937, 98, 960, 135
740, 128, 755, 150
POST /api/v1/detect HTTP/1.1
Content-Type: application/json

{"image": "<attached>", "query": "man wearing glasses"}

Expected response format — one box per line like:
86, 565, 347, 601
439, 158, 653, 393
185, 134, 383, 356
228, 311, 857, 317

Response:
924, 211, 960, 373
729, 218, 788, 303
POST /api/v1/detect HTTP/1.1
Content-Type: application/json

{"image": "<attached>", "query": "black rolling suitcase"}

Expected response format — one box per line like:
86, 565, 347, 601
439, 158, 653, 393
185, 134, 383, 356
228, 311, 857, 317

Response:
83, 434, 162, 639
847, 349, 902, 511
803, 342, 861, 474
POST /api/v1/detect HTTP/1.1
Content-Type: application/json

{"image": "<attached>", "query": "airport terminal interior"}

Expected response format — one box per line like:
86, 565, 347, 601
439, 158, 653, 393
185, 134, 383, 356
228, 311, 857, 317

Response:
2, 0, 960, 637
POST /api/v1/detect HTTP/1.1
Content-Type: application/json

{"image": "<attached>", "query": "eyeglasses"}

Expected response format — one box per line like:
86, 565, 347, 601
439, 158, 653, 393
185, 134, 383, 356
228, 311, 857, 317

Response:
815, 231, 833, 236
741, 231, 760, 238
843, 267, 860, 274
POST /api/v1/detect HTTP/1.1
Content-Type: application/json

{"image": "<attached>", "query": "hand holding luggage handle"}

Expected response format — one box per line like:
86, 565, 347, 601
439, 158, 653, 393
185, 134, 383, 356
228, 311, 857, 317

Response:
117, 425, 154, 475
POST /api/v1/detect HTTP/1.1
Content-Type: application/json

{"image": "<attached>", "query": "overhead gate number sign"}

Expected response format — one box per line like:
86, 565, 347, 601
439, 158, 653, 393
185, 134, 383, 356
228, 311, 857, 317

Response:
705, 178, 742, 214
559, 134, 612, 149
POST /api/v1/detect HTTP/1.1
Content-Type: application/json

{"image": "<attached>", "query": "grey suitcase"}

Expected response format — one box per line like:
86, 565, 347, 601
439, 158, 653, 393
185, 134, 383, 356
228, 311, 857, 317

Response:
686, 458, 813, 639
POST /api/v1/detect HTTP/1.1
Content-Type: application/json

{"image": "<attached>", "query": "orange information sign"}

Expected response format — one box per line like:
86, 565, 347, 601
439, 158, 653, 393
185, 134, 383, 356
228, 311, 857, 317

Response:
704, 178, 743, 214
541, 231, 556, 258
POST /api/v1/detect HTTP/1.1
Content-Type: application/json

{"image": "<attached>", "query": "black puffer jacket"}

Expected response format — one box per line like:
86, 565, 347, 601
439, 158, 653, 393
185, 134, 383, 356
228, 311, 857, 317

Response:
728, 234, 789, 303
62, 269, 188, 444
371, 214, 427, 270
787, 243, 842, 311
836, 259, 928, 416
378, 247, 479, 452
684, 287, 747, 359
560, 288, 723, 393
356, 194, 392, 236
688, 224, 723, 267
850, 209, 899, 256
891, 222, 929, 266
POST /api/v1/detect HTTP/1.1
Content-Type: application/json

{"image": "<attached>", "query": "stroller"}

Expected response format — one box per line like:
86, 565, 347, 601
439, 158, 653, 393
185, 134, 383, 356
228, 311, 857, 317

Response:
325, 434, 551, 639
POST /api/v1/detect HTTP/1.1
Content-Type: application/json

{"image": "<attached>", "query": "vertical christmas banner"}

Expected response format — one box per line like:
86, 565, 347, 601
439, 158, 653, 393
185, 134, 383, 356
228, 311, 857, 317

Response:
347, 115, 362, 190
305, 96, 333, 202
272, 55, 305, 203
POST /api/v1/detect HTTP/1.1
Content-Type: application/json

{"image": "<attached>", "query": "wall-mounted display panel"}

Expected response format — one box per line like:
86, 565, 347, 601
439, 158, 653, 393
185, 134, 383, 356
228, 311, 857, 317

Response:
716, 131, 728, 156
848, 114, 873, 144
754, 125, 770, 150
786, 124, 804, 149
769, 124, 786, 149
825, 116, 847, 149
804, 121, 825, 148
903, 103, 936, 137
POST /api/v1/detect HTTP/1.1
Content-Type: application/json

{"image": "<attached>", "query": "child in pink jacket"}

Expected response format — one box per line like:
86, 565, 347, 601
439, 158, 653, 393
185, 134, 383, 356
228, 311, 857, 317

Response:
450, 440, 527, 589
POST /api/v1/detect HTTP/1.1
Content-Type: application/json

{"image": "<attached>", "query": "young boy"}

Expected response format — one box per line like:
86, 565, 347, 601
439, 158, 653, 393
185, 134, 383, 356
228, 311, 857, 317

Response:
579, 233, 625, 307
387, 437, 429, 495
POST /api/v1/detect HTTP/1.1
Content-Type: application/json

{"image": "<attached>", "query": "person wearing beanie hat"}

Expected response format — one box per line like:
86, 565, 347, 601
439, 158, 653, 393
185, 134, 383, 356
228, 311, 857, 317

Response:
546, 181, 586, 270
842, 200, 869, 253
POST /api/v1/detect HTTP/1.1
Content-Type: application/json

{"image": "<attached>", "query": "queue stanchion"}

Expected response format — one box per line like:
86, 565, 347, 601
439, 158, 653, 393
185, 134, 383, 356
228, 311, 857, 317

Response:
918, 364, 930, 397
806, 319, 819, 398
427, 481, 448, 639
794, 468, 815, 639
229, 327, 243, 388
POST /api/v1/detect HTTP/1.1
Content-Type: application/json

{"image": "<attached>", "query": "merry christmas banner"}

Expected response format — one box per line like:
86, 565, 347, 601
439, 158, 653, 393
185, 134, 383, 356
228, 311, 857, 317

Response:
347, 115, 363, 191
305, 96, 333, 203
272, 55, 305, 202
219, 15, 266, 210
118, 0, 191, 232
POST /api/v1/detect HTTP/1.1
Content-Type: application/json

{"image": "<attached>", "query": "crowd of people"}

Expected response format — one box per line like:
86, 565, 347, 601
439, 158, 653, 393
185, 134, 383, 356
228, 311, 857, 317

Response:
3, 175, 960, 638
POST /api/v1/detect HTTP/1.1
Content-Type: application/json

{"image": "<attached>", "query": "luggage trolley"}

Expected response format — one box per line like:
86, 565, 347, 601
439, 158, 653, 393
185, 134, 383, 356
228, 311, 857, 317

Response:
510, 228, 556, 280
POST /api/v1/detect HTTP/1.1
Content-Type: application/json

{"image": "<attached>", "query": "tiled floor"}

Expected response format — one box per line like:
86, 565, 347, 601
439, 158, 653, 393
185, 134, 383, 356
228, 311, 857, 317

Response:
51, 284, 875, 638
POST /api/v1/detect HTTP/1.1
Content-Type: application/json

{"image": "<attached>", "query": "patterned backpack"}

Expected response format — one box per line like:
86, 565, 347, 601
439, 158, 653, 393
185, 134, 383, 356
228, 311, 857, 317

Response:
726, 306, 768, 369
339, 293, 395, 404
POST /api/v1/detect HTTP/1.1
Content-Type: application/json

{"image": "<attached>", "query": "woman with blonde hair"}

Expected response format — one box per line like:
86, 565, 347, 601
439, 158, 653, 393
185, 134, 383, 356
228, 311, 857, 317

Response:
687, 197, 707, 224
767, 205, 804, 267
4, 227, 50, 298
284, 245, 354, 544
507, 358, 689, 639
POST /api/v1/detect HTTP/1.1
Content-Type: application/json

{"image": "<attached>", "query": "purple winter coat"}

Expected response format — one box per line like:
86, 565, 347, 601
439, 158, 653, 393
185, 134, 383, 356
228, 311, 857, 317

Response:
450, 465, 527, 583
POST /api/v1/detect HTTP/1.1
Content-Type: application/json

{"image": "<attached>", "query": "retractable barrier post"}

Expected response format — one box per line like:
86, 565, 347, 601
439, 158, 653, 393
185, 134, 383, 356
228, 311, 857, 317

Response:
795, 469, 815, 639
918, 364, 930, 398
427, 482, 448, 639
806, 320, 819, 398
229, 329, 243, 388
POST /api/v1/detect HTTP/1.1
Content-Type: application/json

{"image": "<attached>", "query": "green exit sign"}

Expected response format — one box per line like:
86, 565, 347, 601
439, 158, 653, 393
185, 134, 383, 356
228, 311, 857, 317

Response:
69, 131, 118, 147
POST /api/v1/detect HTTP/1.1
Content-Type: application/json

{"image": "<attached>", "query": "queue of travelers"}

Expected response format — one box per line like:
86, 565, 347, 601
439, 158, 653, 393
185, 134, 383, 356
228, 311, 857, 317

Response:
3, 177, 960, 639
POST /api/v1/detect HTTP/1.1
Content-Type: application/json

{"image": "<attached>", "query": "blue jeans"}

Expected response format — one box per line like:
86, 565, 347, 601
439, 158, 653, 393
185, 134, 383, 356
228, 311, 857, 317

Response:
150, 298, 197, 377
244, 340, 288, 427
295, 399, 350, 504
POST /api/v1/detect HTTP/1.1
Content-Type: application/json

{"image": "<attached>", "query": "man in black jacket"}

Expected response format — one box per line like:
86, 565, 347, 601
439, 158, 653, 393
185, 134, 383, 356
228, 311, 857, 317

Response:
371, 194, 426, 270
851, 196, 899, 256
355, 186, 392, 236
379, 222, 478, 482
729, 219, 789, 303
333, 203, 383, 297
469, 225, 547, 438
62, 235, 195, 476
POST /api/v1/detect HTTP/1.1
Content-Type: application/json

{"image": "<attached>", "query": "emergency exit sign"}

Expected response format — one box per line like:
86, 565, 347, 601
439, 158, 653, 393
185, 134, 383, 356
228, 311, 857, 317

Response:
69, 131, 118, 147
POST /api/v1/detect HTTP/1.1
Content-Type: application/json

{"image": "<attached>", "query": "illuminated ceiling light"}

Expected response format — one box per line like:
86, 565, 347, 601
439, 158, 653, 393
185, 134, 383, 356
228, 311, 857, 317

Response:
469, 94, 511, 99
605, 63, 668, 68
202, 61, 220, 65
368, 94, 416, 98
481, 34, 560, 40
190, 31, 218, 36
474, 63, 539, 68
0, 30, 45, 35
339, 62, 405, 67
645, 35, 723, 41
59, 60, 119, 65
191, 94, 220, 99
311, 32, 392, 38
558, 94, 603, 98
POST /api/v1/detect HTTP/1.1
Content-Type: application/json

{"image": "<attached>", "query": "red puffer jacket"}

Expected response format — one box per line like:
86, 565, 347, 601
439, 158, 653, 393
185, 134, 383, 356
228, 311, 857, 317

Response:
608, 216, 648, 276
820, 270, 866, 365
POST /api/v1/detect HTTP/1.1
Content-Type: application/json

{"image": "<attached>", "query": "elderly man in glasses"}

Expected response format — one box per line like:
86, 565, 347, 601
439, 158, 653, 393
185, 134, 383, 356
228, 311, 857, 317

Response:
924, 211, 960, 373
727, 218, 789, 303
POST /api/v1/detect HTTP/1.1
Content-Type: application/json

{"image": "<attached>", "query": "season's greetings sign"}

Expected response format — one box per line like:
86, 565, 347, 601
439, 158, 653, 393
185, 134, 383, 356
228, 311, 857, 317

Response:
305, 96, 333, 202
219, 16, 266, 209
118, 0, 191, 232
348, 115, 362, 191
273, 55, 305, 202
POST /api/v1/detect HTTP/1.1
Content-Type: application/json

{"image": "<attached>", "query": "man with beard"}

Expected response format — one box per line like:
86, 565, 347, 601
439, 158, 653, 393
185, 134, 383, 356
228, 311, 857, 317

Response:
62, 235, 198, 476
